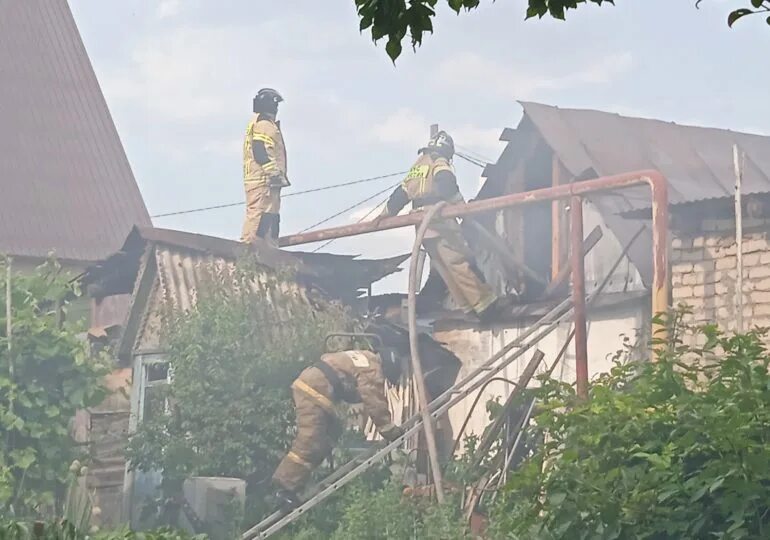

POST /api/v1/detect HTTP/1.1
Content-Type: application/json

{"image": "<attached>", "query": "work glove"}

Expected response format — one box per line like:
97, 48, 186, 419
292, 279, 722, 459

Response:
268, 173, 291, 188
380, 425, 405, 442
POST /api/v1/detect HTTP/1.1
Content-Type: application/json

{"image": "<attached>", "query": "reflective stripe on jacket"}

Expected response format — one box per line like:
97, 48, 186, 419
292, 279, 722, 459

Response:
243, 114, 287, 185
291, 350, 395, 433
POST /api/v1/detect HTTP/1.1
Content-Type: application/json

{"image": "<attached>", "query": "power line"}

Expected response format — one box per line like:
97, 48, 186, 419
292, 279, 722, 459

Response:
150, 171, 407, 218
455, 151, 489, 169
456, 144, 495, 164
310, 196, 389, 253
297, 181, 400, 235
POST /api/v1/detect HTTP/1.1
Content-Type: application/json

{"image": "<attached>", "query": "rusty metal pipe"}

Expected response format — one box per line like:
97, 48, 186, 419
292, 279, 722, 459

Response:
570, 197, 588, 399
281, 169, 669, 355
408, 203, 446, 503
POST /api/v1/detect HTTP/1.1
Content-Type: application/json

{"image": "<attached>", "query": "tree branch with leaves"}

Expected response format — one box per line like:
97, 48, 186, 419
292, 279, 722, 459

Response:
356, 0, 769, 61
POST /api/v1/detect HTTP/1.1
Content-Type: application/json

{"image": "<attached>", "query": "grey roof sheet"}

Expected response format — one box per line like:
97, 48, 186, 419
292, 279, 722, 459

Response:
83, 226, 408, 300
0, 0, 150, 262
520, 102, 770, 208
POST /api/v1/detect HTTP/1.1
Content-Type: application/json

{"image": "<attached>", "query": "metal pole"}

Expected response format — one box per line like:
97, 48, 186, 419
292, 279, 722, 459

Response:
734, 145, 744, 333
570, 197, 588, 399
551, 154, 562, 281
6, 258, 12, 417
408, 204, 446, 503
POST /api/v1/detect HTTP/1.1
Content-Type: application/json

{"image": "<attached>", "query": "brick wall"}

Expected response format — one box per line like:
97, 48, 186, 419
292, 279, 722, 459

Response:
671, 219, 770, 335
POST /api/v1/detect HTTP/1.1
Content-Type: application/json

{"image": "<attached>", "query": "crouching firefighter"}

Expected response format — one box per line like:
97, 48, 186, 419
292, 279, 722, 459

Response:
375, 130, 502, 321
271, 337, 404, 507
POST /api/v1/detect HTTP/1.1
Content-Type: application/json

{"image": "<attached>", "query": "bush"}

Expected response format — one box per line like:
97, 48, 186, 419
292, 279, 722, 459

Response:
0, 519, 203, 539
490, 322, 770, 539
0, 259, 107, 516
126, 264, 352, 524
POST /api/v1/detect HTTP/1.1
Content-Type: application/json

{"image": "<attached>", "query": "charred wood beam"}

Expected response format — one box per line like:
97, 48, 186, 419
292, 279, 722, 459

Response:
541, 225, 603, 299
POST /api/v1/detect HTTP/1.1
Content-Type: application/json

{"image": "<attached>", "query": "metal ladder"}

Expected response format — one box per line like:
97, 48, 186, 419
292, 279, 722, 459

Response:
241, 294, 577, 539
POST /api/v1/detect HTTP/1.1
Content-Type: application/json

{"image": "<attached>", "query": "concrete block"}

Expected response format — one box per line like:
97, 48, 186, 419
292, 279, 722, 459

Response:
760, 252, 770, 265
753, 278, 770, 291
717, 269, 738, 282
744, 237, 769, 254
691, 284, 715, 298
755, 304, 770, 317
744, 253, 761, 267
682, 273, 704, 286
673, 286, 693, 300
705, 236, 722, 247
687, 296, 706, 309
693, 260, 717, 273
709, 244, 737, 257
717, 306, 732, 320
693, 236, 706, 248
672, 236, 691, 249
715, 281, 731, 295
673, 263, 694, 274
751, 291, 770, 304
716, 257, 737, 270
749, 266, 770, 279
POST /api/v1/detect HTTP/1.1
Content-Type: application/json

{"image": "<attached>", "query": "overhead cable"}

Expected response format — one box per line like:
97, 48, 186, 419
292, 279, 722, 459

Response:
151, 171, 407, 218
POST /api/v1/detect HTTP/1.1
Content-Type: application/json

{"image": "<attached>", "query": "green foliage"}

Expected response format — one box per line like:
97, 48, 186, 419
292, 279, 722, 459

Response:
278, 475, 468, 540
0, 518, 203, 539
490, 322, 770, 539
329, 481, 468, 540
126, 262, 353, 523
356, 0, 768, 61
0, 259, 107, 517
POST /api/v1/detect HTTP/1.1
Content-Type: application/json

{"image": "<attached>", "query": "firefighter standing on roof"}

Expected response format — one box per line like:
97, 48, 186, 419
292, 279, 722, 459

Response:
272, 346, 403, 507
376, 131, 500, 320
241, 88, 289, 247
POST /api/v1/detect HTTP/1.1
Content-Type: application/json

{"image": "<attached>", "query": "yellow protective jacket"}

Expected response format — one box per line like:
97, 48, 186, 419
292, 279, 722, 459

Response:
292, 350, 396, 434
243, 114, 287, 186
385, 152, 463, 217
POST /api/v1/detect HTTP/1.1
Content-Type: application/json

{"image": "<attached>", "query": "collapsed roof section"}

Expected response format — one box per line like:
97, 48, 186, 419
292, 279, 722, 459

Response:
83, 226, 408, 303
81, 227, 409, 363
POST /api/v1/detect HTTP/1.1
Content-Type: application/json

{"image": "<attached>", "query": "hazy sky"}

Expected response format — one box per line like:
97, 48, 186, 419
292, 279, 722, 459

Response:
69, 0, 769, 292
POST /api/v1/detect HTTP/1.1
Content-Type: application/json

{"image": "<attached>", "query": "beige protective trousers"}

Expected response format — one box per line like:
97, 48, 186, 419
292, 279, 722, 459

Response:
241, 183, 281, 246
272, 381, 338, 492
422, 221, 496, 315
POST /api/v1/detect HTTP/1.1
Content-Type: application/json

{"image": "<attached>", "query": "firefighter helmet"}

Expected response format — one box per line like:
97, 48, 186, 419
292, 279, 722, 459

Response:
422, 130, 455, 159
253, 88, 283, 115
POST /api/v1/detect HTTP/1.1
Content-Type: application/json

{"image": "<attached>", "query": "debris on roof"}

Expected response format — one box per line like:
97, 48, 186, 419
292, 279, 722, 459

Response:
82, 226, 409, 304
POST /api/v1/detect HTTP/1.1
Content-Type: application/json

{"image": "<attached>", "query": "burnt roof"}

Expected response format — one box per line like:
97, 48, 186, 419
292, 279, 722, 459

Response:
517, 102, 770, 208
82, 226, 409, 302
0, 0, 150, 262
478, 103, 770, 287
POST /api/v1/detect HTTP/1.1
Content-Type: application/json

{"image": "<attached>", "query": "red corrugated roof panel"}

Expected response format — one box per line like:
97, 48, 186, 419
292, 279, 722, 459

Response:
0, 0, 150, 262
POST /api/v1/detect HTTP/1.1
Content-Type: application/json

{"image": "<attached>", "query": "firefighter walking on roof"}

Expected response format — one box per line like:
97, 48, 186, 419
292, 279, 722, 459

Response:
241, 88, 289, 247
272, 340, 403, 507
376, 131, 502, 321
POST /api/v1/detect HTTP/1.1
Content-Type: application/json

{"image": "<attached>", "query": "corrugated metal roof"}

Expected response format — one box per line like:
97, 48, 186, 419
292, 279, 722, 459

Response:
84, 227, 409, 361
520, 102, 770, 208
0, 0, 150, 262
477, 103, 770, 287
83, 226, 409, 302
